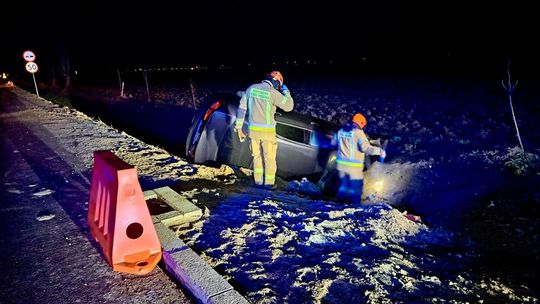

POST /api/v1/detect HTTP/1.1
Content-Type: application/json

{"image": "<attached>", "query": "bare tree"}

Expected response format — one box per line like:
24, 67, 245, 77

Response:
142, 69, 151, 102
50, 62, 59, 89
56, 42, 71, 93
501, 60, 524, 151
117, 68, 125, 98
189, 78, 198, 108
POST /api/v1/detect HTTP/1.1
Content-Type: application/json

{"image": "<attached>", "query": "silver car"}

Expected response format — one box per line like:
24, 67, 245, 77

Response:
186, 93, 340, 179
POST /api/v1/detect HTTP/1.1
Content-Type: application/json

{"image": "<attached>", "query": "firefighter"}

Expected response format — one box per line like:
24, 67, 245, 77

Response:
336, 113, 386, 203
235, 71, 294, 189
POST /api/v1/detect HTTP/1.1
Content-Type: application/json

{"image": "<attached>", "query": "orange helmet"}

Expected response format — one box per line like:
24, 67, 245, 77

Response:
352, 113, 367, 128
267, 71, 284, 86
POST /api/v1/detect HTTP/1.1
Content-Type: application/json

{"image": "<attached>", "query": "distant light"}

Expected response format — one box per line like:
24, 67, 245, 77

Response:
2, 73, 7, 79
190, 67, 194, 71
74, 70, 78, 75
374, 180, 384, 192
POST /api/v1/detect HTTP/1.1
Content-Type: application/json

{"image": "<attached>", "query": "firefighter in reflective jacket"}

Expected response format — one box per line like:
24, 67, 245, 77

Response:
336, 113, 386, 203
235, 71, 294, 188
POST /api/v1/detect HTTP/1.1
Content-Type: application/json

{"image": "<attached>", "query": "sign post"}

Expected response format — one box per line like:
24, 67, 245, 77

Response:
23, 50, 39, 97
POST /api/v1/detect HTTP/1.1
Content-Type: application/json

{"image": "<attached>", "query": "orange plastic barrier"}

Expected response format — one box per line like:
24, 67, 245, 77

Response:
87, 150, 161, 275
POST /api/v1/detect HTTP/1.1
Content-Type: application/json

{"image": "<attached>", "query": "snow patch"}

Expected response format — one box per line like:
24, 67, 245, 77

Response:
33, 189, 55, 197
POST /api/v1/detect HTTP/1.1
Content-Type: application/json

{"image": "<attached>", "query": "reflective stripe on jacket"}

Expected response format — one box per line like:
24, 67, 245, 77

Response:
235, 81, 294, 133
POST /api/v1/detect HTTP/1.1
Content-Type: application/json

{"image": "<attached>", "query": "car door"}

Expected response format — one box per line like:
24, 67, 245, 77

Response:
275, 122, 320, 178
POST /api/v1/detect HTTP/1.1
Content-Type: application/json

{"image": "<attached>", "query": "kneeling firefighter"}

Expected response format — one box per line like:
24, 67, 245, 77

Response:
335, 113, 386, 203
234, 71, 294, 189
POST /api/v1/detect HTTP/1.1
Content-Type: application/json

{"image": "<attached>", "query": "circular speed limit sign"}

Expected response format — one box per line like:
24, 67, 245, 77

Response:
23, 50, 36, 62
25, 62, 39, 73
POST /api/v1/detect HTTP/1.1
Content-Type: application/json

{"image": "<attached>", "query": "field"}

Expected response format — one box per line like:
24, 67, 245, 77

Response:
19, 70, 540, 303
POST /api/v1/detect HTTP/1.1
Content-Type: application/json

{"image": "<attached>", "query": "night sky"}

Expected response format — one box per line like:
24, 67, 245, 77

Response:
2, 1, 539, 76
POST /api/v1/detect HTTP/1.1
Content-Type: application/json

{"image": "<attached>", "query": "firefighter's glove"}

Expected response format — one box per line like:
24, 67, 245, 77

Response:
280, 84, 290, 95
234, 127, 246, 142
380, 149, 386, 163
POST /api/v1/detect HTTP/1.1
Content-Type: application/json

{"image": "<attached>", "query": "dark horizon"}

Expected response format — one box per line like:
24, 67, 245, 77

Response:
2, 1, 539, 78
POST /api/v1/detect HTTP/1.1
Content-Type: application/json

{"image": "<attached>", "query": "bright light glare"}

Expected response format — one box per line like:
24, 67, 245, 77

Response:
374, 180, 384, 192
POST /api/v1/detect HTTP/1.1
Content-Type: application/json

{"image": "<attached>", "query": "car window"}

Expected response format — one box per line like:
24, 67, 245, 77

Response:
277, 123, 337, 149
276, 123, 305, 143
308, 130, 337, 149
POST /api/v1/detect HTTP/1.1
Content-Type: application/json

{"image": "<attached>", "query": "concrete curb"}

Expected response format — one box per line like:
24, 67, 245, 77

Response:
155, 222, 250, 304
146, 186, 249, 303
145, 187, 203, 227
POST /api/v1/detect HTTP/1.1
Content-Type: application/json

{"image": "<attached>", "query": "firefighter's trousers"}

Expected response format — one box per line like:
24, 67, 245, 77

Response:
249, 131, 277, 186
336, 163, 364, 203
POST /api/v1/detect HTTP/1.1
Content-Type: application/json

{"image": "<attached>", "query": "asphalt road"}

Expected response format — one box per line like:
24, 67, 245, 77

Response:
0, 87, 193, 304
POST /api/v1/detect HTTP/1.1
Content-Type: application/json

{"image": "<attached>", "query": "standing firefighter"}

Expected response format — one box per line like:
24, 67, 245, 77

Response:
235, 71, 294, 189
336, 113, 386, 203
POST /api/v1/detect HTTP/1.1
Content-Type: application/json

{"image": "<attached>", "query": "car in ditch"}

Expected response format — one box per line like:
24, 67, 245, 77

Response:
185, 93, 340, 179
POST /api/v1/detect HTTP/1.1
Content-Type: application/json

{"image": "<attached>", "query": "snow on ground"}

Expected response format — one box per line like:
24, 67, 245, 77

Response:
16, 76, 540, 304
175, 182, 536, 303
13, 88, 235, 187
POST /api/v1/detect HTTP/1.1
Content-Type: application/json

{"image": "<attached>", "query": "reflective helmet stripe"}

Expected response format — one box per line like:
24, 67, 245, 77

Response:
268, 71, 284, 85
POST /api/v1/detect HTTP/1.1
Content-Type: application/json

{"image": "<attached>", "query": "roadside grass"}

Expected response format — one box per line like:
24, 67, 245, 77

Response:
42, 92, 74, 109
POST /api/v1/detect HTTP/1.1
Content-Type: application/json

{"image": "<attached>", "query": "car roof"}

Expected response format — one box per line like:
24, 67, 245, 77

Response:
212, 93, 340, 133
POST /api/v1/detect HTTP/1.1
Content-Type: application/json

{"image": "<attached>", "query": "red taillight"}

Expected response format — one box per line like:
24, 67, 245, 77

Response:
203, 101, 222, 121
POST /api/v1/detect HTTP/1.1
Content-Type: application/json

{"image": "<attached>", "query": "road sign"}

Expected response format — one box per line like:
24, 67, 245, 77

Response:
23, 50, 36, 62
25, 62, 39, 73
